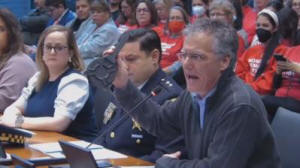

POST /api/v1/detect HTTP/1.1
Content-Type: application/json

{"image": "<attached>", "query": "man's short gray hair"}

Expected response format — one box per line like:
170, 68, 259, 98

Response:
184, 19, 238, 70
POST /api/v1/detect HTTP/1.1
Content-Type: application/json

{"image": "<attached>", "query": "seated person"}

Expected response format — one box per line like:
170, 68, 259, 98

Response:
0, 9, 37, 113
153, 0, 173, 28
77, 0, 120, 66
209, 0, 245, 58
45, 0, 76, 27
0, 25, 97, 142
236, 9, 287, 95
109, 0, 122, 21
190, 0, 209, 24
115, 0, 137, 34
67, 0, 92, 32
96, 29, 183, 163
134, 0, 158, 29
112, 19, 281, 167
20, 0, 50, 45
155, 6, 188, 72
262, 46, 300, 118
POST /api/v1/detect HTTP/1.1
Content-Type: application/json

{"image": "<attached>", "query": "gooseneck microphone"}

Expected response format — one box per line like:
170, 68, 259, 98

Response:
86, 86, 163, 149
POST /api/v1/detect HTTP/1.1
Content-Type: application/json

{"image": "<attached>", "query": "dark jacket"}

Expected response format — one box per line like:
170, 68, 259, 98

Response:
115, 69, 281, 168
20, 8, 50, 45
97, 69, 184, 162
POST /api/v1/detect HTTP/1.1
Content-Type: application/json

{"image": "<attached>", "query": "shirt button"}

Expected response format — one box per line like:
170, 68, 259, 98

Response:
136, 139, 141, 144
110, 132, 115, 138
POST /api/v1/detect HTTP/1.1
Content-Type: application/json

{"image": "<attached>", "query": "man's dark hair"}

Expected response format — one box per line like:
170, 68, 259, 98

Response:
119, 28, 162, 62
45, 0, 66, 8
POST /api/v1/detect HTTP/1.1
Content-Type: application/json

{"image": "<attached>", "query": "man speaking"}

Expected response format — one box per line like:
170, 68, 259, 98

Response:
113, 19, 280, 167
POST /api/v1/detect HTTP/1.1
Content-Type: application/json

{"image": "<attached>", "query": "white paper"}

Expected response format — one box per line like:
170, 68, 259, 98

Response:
46, 151, 65, 158
91, 148, 127, 160
29, 141, 127, 160
0, 153, 11, 161
46, 148, 127, 160
29, 140, 102, 153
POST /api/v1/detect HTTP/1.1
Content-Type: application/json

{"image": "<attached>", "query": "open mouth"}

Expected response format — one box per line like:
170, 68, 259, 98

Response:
186, 74, 199, 80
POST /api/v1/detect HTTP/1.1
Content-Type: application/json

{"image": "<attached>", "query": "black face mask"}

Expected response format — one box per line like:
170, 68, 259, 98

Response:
256, 28, 272, 43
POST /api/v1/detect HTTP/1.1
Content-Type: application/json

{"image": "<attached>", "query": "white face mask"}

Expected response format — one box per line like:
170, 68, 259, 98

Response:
192, 5, 206, 16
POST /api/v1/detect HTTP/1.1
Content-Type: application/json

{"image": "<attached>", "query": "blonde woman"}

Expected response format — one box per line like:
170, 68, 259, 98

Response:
0, 25, 97, 141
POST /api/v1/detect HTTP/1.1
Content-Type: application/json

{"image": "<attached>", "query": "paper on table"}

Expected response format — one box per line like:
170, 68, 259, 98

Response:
47, 148, 128, 160
29, 140, 102, 153
91, 148, 127, 160
30, 141, 127, 160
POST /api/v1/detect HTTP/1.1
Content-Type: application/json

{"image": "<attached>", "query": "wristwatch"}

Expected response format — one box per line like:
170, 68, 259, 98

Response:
15, 114, 24, 128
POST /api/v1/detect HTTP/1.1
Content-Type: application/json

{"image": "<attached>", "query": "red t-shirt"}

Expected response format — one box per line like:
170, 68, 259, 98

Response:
153, 26, 184, 68
242, 6, 257, 45
236, 44, 287, 95
275, 46, 300, 100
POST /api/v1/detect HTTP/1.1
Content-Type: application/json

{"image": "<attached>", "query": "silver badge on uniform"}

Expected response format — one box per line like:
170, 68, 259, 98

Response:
103, 102, 117, 124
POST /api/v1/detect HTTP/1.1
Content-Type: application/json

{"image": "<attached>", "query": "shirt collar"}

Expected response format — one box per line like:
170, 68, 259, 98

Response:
191, 87, 217, 101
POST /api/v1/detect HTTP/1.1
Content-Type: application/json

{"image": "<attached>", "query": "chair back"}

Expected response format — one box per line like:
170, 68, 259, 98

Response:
271, 107, 300, 168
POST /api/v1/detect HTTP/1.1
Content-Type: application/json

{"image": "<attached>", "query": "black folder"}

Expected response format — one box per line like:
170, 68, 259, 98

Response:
0, 124, 33, 145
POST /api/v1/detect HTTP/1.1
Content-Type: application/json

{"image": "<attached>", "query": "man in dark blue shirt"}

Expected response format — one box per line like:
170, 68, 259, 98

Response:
96, 29, 184, 163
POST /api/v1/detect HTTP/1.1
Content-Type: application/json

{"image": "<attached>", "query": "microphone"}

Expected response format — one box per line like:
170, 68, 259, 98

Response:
86, 86, 163, 149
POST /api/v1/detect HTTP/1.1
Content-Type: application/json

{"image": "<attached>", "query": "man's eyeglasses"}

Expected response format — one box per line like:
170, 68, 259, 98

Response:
177, 51, 206, 62
44, 45, 68, 53
136, 8, 150, 14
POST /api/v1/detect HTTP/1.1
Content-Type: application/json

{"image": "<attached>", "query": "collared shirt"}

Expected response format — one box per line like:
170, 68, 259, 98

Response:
192, 88, 216, 129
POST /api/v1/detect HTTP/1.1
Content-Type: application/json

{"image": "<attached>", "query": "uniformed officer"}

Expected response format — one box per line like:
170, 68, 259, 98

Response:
96, 29, 184, 163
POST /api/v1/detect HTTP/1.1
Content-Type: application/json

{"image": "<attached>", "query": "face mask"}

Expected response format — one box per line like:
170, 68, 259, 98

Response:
256, 28, 272, 43
168, 20, 185, 34
192, 5, 206, 17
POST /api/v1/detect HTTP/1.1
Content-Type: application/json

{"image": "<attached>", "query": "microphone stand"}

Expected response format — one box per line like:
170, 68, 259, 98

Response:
86, 87, 162, 149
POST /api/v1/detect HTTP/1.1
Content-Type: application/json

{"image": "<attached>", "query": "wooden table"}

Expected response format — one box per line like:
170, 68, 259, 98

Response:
4, 131, 153, 167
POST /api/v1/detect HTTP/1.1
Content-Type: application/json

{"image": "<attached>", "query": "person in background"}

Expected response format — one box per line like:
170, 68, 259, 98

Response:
112, 19, 281, 168
0, 9, 36, 113
262, 46, 300, 118
20, 0, 50, 45
45, 0, 76, 27
229, 0, 248, 47
67, 0, 92, 32
0, 25, 97, 142
289, 0, 300, 29
153, 0, 173, 28
77, 0, 120, 66
243, 0, 270, 44
209, 0, 245, 58
278, 7, 299, 46
236, 9, 287, 95
174, 0, 184, 8
96, 28, 183, 163
157, 6, 189, 73
250, 0, 283, 47
190, 0, 209, 23
109, 0, 122, 21
115, 0, 137, 33
135, 0, 158, 28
